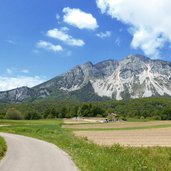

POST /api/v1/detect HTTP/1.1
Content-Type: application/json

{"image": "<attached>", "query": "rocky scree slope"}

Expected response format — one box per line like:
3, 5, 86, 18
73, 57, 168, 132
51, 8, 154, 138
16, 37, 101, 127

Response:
1, 55, 171, 102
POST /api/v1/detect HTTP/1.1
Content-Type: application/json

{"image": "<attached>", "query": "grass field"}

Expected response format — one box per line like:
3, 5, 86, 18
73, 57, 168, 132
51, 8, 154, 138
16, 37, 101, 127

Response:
1, 119, 171, 171
0, 136, 7, 160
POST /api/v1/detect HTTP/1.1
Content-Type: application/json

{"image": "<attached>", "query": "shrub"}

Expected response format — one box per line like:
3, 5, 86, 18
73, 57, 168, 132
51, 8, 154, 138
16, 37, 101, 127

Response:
0, 114, 4, 119
47, 114, 55, 119
24, 111, 42, 120
96, 114, 103, 118
153, 115, 161, 120
5, 108, 23, 120
140, 116, 145, 120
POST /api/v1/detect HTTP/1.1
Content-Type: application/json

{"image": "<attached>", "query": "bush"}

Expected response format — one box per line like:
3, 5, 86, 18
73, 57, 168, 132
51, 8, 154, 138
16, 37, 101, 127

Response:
121, 117, 127, 121
47, 114, 55, 119
5, 108, 23, 120
96, 114, 103, 118
24, 111, 42, 120
153, 115, 161, 120
140, 116, 145, 120
0, 114, 4, 119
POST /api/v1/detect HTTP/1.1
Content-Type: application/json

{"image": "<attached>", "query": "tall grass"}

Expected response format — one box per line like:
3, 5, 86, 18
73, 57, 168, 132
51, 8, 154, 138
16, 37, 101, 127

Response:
0, 120, 171, 171
0, 136, 7, 160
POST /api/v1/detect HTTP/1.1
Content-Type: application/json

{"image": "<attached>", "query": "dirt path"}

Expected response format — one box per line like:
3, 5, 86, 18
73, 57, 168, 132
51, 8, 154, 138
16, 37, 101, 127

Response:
74, 127, 171, 147
64, 121, 171, 129
0, 133, 78, 171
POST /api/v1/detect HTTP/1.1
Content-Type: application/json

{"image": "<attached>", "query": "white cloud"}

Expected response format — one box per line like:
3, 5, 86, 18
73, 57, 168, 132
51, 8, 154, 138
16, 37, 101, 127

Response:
6, 40, 15, 44
63, 7, 98, 30
96, 31, 111, 38
21, 69, 29, 74
0, 76, 46, 91
37, 40, 63, 52
47, 28, 85, 47
115, 37, 121, 47
96, 0, 171, 58
6, 68, 13, 75
60, 27, 69, 32
66, 51, 72, 56
56, 13, 60, 20
5, 68, 29, 75
32, 49, 40, 54
119, 28, 123, 33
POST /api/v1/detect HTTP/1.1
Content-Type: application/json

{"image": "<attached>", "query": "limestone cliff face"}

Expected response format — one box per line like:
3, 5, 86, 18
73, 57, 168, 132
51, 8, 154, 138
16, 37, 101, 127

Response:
1, 55, 171, 102
91, 55, 171, 99
0, 87, 35, 103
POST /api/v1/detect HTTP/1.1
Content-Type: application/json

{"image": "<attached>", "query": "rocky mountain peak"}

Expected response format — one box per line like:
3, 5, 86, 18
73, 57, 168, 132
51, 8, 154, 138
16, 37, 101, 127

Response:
95, 59, 118, 77
81, 61, 93, 68
125, 54, 150, 61
1, 54, 171, 103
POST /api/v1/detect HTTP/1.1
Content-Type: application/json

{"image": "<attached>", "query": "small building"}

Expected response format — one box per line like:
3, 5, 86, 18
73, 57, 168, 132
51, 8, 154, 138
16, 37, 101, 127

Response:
107, 113, 118, 122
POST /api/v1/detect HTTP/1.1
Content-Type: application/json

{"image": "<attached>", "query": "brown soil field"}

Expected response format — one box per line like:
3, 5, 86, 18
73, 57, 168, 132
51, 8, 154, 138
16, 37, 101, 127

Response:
74, 127, 171, 147
64, 118, 104, 124
63, 121, 171, 129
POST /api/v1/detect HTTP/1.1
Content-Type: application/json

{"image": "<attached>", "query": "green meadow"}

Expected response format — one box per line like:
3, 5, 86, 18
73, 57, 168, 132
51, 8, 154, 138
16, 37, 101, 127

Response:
0, 119, 171, 171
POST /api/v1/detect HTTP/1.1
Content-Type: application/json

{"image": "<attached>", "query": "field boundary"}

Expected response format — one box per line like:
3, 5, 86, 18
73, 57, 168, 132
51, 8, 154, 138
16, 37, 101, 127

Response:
64, 124, 171, 131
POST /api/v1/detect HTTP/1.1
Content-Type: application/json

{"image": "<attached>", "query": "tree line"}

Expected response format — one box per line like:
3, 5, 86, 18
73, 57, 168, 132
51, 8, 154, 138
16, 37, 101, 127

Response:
0, 97, 171, 120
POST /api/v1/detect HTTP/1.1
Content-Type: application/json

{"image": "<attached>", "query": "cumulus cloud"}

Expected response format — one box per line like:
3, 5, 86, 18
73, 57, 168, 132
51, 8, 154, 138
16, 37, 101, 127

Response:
96, 31, 111, 38
96, 0, 171, 58
6, 68, 13, 75
60, 27, 69, 32
37, 40, 63, 52
56, 13, 60, 20
63, 7, 98, 30
21, 69, 29, 74
32, 49, 40, 54
5, 68, 30, 76
47, 28, 85, 47
0, 76, 46, 91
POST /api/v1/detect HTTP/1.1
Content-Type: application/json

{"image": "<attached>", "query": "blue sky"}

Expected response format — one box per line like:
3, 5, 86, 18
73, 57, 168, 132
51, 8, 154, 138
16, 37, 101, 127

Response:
0, 0, 171, 90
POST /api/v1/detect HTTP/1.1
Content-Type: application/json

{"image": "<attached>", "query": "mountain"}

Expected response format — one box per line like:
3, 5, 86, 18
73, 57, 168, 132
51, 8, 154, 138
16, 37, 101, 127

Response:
1, 54, 171, 103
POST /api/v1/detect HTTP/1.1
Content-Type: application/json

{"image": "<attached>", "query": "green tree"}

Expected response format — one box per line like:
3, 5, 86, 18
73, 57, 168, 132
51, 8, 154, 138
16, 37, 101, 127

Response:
5, 108, 23, 120
24, 110, 41, 120
162, 107, 171, 120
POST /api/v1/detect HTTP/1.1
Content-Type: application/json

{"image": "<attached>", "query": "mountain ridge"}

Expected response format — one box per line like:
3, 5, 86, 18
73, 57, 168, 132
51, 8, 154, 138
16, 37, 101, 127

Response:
1, 54, 171, 103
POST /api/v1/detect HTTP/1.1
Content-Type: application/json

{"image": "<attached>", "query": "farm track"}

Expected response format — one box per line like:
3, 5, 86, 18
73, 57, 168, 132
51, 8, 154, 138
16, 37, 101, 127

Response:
0, 133, 78, 171
63, 121, 171, 129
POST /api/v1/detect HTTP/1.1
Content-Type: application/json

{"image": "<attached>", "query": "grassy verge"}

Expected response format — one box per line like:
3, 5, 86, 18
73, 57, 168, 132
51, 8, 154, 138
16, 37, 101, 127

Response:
0, 136, 7, 160
0, 120, 171, 171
